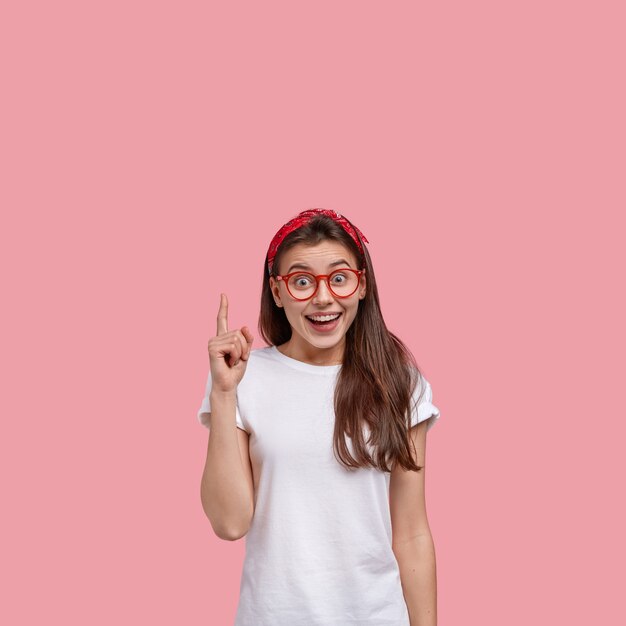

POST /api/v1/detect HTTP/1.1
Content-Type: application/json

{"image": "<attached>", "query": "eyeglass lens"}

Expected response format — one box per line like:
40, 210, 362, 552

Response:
287, 270, 359, 299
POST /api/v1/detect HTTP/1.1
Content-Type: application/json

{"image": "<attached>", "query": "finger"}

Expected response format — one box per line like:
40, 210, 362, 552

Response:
240, 326, 254, 359
216, 293, 229, 336
209, 334, 239, 354
224, 330, 246, 363
233, 330, 249, 360
241, 325, 254, 345
210, 334, 242, 359
224, 339, 242, 367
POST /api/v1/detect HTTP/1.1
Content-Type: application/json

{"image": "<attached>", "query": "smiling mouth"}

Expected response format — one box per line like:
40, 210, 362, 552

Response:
305, 312, 343, 325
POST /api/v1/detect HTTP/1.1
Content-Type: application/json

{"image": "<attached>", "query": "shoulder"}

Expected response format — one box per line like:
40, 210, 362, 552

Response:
407, 365, 440, 431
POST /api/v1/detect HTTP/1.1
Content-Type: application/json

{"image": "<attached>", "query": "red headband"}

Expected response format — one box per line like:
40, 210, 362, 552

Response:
266, 209, 369, 275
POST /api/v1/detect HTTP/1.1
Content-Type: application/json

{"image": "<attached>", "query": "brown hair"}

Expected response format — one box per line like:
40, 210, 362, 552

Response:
259, 212, 428, 472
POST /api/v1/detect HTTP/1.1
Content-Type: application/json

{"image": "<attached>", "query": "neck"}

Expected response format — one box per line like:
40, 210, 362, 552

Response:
278, 337, 345, 366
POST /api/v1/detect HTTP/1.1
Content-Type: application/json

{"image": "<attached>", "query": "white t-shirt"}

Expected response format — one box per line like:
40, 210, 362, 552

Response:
197, 345, 440, 626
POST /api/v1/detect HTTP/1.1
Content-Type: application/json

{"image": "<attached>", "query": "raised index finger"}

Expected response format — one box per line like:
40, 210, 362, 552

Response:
216, 293, 229, 336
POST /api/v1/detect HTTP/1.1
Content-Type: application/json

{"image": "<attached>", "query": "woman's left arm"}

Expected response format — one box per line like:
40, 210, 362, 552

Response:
390, 419, 437, 626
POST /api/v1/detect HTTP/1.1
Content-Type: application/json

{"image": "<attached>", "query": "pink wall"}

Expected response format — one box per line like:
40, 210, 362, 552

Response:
2, 1, 624, 624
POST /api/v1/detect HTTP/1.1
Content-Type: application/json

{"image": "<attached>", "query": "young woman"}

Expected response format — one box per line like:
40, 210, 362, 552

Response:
199, 208, 441, 626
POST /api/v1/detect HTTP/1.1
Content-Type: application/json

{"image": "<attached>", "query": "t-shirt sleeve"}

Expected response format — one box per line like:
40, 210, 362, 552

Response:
409, 371, 441, 431
197, 369, 248, 433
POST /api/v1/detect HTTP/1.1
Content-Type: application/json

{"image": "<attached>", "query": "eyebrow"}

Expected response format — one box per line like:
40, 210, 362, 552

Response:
286, 258, 353, 273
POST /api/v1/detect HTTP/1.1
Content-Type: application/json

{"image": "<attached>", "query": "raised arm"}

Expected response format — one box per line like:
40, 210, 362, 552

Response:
200, 293, 255, 540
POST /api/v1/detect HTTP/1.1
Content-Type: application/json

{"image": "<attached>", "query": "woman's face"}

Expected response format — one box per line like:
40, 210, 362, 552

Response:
269, 240, 366, 357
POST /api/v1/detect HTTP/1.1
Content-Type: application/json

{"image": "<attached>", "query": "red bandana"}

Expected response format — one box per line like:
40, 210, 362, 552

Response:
266, 209, 369, 275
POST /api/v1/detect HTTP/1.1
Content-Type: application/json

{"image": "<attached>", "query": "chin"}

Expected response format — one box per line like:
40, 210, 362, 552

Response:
298, 326, 344, 346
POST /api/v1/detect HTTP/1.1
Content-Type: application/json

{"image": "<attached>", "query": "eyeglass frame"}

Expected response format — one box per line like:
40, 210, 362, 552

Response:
274, 267, 366, 301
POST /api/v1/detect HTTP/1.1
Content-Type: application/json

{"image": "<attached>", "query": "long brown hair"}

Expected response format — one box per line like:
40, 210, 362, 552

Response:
259, 212, 428, 473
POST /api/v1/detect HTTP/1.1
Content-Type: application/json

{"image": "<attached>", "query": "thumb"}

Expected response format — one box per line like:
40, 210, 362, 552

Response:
241, 326, 254, 344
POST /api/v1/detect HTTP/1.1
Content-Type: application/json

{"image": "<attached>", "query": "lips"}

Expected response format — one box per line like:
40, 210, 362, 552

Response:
304, 312, 343, 333
305, 312, 342, 322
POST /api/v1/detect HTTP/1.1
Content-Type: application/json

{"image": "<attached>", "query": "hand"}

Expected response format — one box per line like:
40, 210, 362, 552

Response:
207, 293, 254, 393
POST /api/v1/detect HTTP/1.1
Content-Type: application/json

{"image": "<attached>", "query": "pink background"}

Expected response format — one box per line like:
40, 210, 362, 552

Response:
2, 1, 624, 624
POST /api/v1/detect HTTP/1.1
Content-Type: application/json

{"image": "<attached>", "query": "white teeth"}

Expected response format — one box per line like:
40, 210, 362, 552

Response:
307, 313, 341, 322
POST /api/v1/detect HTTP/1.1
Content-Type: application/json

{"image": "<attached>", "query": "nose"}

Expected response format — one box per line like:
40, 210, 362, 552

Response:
312, 277, 334, 304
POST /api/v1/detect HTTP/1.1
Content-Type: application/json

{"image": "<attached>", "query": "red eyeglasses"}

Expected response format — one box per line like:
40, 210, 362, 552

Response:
275, 268, 365, 301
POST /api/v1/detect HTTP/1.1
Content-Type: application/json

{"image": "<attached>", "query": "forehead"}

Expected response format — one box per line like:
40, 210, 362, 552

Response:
279, 240, 358, 272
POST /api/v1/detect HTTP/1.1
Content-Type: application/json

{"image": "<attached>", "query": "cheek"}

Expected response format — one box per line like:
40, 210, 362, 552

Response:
347, 300, 362, 320
283, 304, 305, 323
